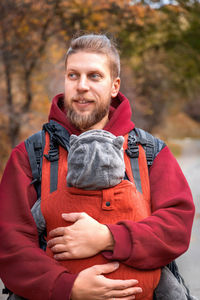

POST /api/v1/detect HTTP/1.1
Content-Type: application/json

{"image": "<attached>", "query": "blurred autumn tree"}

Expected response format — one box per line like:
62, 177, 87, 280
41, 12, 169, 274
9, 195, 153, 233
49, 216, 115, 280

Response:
0, 0, 57, 148
1, 0, 200, 176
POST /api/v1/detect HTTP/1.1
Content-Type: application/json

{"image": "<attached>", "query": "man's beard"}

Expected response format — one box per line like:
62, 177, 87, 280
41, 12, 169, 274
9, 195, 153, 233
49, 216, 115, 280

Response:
65, 100, 110, 130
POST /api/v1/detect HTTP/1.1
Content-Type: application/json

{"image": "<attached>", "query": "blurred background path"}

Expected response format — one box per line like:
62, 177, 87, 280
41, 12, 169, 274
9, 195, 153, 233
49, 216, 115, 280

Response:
176, 138, 200, 299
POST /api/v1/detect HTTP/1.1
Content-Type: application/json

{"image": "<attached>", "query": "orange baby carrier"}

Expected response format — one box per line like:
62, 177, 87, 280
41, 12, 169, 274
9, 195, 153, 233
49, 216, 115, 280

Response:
39, 125, 161, 300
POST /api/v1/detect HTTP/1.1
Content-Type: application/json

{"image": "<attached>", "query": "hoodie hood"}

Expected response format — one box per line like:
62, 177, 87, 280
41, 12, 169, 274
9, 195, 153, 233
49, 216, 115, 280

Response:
48, 92, 135, 136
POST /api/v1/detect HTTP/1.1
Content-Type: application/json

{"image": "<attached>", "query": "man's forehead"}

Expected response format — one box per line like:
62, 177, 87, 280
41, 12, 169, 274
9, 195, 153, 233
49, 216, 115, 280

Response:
66, 51, 110, 70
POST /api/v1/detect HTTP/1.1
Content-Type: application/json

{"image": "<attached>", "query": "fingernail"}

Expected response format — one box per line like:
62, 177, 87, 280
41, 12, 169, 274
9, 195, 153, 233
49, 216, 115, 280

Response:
114, 262, 119, 268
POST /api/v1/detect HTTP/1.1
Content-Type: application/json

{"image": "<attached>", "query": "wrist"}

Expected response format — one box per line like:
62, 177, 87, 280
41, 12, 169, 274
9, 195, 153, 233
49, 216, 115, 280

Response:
101, 224, 115, 251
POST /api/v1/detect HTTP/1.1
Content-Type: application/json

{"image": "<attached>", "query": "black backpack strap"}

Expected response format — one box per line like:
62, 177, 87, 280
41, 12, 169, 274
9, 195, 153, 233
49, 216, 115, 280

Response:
25, 121, 70, 196
125, 130, 142, 193
24, 131, 47, 279
43, 134, 59, 194
126, 128, 166, 193
42, 120, 70, 193
25, 128, 59, 195
25, 130, 45, 199
134, 128, 166, 167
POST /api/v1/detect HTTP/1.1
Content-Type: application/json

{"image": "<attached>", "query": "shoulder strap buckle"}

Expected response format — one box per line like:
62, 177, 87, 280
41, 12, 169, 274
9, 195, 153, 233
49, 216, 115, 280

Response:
126, 130, 140, 158
44, 147, 59, 162
126, 146, 139, 158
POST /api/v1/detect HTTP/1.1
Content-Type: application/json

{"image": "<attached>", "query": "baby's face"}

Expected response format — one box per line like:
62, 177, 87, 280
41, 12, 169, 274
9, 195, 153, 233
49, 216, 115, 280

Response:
67, 130, 125, 190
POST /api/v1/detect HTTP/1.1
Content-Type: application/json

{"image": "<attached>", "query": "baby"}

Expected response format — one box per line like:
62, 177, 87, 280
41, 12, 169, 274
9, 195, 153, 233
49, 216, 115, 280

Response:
31, 129, 125, 234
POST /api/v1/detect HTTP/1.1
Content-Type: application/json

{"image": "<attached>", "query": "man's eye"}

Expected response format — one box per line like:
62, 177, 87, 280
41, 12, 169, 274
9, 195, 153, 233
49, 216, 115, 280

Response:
68, 73, 77, 79
90, 73, 101, 79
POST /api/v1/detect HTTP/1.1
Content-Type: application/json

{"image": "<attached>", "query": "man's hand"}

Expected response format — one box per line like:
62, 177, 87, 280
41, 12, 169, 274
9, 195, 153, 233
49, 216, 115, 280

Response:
47, 212, 114, 260
70, 262, 142, 300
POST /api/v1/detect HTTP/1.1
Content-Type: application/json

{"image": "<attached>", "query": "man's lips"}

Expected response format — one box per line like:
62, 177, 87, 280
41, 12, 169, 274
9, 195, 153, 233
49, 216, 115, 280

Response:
73, 99, 94, 103
72, 99, 94, 109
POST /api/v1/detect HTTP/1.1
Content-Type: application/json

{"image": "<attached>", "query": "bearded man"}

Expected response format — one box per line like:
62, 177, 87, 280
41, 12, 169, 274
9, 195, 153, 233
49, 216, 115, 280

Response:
0, 34, 195, 300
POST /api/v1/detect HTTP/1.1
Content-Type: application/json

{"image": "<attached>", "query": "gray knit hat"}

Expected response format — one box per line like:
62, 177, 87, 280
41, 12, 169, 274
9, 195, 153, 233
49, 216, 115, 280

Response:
67, 130, 125, 190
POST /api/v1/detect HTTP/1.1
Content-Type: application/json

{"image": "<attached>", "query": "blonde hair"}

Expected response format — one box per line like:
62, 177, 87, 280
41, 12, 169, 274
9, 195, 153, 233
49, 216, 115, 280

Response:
65, 34, 120, 79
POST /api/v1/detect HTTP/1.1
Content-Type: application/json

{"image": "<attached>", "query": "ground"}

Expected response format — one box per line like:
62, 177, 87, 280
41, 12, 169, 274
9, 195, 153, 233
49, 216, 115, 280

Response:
176, 138, 200, 299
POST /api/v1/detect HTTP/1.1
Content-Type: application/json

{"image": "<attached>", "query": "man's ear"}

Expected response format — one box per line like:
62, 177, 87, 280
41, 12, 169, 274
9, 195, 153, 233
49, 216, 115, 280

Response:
111, 77, 120, 98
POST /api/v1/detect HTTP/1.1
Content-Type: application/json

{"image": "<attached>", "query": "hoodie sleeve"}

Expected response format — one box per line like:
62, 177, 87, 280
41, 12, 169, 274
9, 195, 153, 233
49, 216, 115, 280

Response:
103, 146, 195, 269
0, 142, 77, 300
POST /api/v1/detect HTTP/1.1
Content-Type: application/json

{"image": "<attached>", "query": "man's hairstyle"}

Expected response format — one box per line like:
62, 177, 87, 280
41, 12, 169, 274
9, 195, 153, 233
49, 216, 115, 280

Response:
65, 34, 120, 79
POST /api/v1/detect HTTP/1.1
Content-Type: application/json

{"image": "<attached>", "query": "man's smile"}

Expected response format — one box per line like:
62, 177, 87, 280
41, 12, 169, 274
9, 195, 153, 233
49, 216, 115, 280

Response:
73, 99, 95, 110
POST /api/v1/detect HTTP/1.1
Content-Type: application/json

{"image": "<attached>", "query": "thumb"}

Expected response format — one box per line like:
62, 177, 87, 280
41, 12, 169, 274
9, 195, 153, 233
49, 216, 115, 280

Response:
92, 262, 120, 276
62, 212, 85, 223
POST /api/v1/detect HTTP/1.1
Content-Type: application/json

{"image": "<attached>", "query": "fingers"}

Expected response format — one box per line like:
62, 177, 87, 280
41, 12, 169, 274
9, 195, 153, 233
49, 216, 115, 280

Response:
47, 235, 71, 259
49, 227, 66, 238
108, 286, 142, 298
111, 297, 136, 300
70, 264, 143, 300
62, 212, 87, 222
47, 236, 68, 259
49, 212, 87, 237
109, 296, 137, 300
91, 263, 142, 298
91, 262, 140, 287
48, 243, 66, 254
104, 276, 142, 300
105, 278, 139, 290
92, 262, 120, 275
47, 236, 65, 248
53, 252, 70, 260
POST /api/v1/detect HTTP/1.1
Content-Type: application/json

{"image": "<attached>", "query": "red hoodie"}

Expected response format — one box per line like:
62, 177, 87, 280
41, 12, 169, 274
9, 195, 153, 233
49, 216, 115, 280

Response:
0, 92, 195, 300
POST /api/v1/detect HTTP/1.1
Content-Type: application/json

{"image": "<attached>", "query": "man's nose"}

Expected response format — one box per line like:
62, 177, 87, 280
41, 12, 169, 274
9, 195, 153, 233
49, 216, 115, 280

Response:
77, 75, 89, 92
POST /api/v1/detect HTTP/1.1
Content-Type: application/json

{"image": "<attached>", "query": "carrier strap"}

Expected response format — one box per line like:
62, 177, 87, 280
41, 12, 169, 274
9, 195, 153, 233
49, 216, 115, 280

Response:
25, 130, 45, 198
126, 128, 166, 194
50, 160, 59, 193
126, 130, 142, 193
135, 128, 166, 166
42, 120, 70, 194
